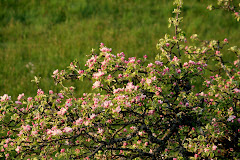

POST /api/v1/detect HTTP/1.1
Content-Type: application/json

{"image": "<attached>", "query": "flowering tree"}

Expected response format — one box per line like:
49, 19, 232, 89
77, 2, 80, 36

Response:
0, 0, 239, 159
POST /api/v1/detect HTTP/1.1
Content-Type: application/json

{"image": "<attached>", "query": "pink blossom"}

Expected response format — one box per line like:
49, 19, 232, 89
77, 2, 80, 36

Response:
204, 148, 209, 152
63, 127, 73, 133
22, 125, 31, 131
100, 47, 112, 52
146, 78, 152, 85
118, 74, 123, 78
58, 93, 64, 99
189, 60, 196, 65
176, 69, 181, 74
1, 94, 11, 101
15, 146, 22, 153
84, 120, 90, 126
163, 67, 169, 72
92, 81, 101, 89
112, 106, 121, 113
194, 154, 199, 158
78, 70, 84, 75
53, 69, 58, 75
76, 118, 83, 125
86, 55, 97, 68
93, 71, 105, 79
37, 89, 44, 95
100, 42, 104, 47
103, 100, 113, 108
125, 82, 136, 92
125, 101, 131, 108
139, 94, 146, 100
130, 126, 136, 130
90, 114, 97, 119
117, 52, 125, 57
183, 62, 188, 67
107, 74, 112, 79
227, 115, 236, 122
158, 100, 163, 104
60, 148, 65, 153
138, 131, 143, 136
49, 90, 54, 94
212, 145, 217, 151
27, 97, 33, 102
151, 76, 156, 81
17, 93, 24, 101
3, 144, 8, 148
215, 51, 220, 55
5, 138, 11, 144
57, 108, 67, 115
31, 130, 38, 136
234, 88, 240, 93
65, 99, 72, 107
129, 57, 136, 63
15, 101, 22, 105
172, 56, 179, 62
147, 63, 153, 67
148, 110, 155, 115
98, 128, 104, 134
155, 61, 163, 66
17, 130, 23, 136
51, 129, 62, 136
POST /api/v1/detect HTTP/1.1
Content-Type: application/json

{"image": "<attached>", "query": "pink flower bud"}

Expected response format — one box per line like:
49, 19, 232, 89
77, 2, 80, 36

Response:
212, 145, 217, 151
215, 51, 220, 55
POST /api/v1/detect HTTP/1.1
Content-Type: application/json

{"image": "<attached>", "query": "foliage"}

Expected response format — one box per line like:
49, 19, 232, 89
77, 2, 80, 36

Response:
207, 0, 240, 21
0, 0, 240, 159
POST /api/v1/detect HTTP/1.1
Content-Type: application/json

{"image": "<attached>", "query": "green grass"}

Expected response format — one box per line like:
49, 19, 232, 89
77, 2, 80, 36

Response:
0, 0, 239, 99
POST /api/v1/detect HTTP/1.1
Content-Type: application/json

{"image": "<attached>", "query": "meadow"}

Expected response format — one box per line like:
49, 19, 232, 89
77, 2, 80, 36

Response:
0, 0, 239, 99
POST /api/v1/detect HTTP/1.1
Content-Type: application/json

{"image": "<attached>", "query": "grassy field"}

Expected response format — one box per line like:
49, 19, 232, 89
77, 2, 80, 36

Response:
0, 0, 239, 99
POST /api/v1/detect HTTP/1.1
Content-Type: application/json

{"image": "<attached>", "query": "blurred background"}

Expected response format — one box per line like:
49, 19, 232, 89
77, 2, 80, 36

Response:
0, 0, 239, 99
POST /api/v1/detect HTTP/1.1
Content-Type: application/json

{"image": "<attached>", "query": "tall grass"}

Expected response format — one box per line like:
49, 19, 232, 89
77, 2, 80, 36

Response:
0, 0, 239, 99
